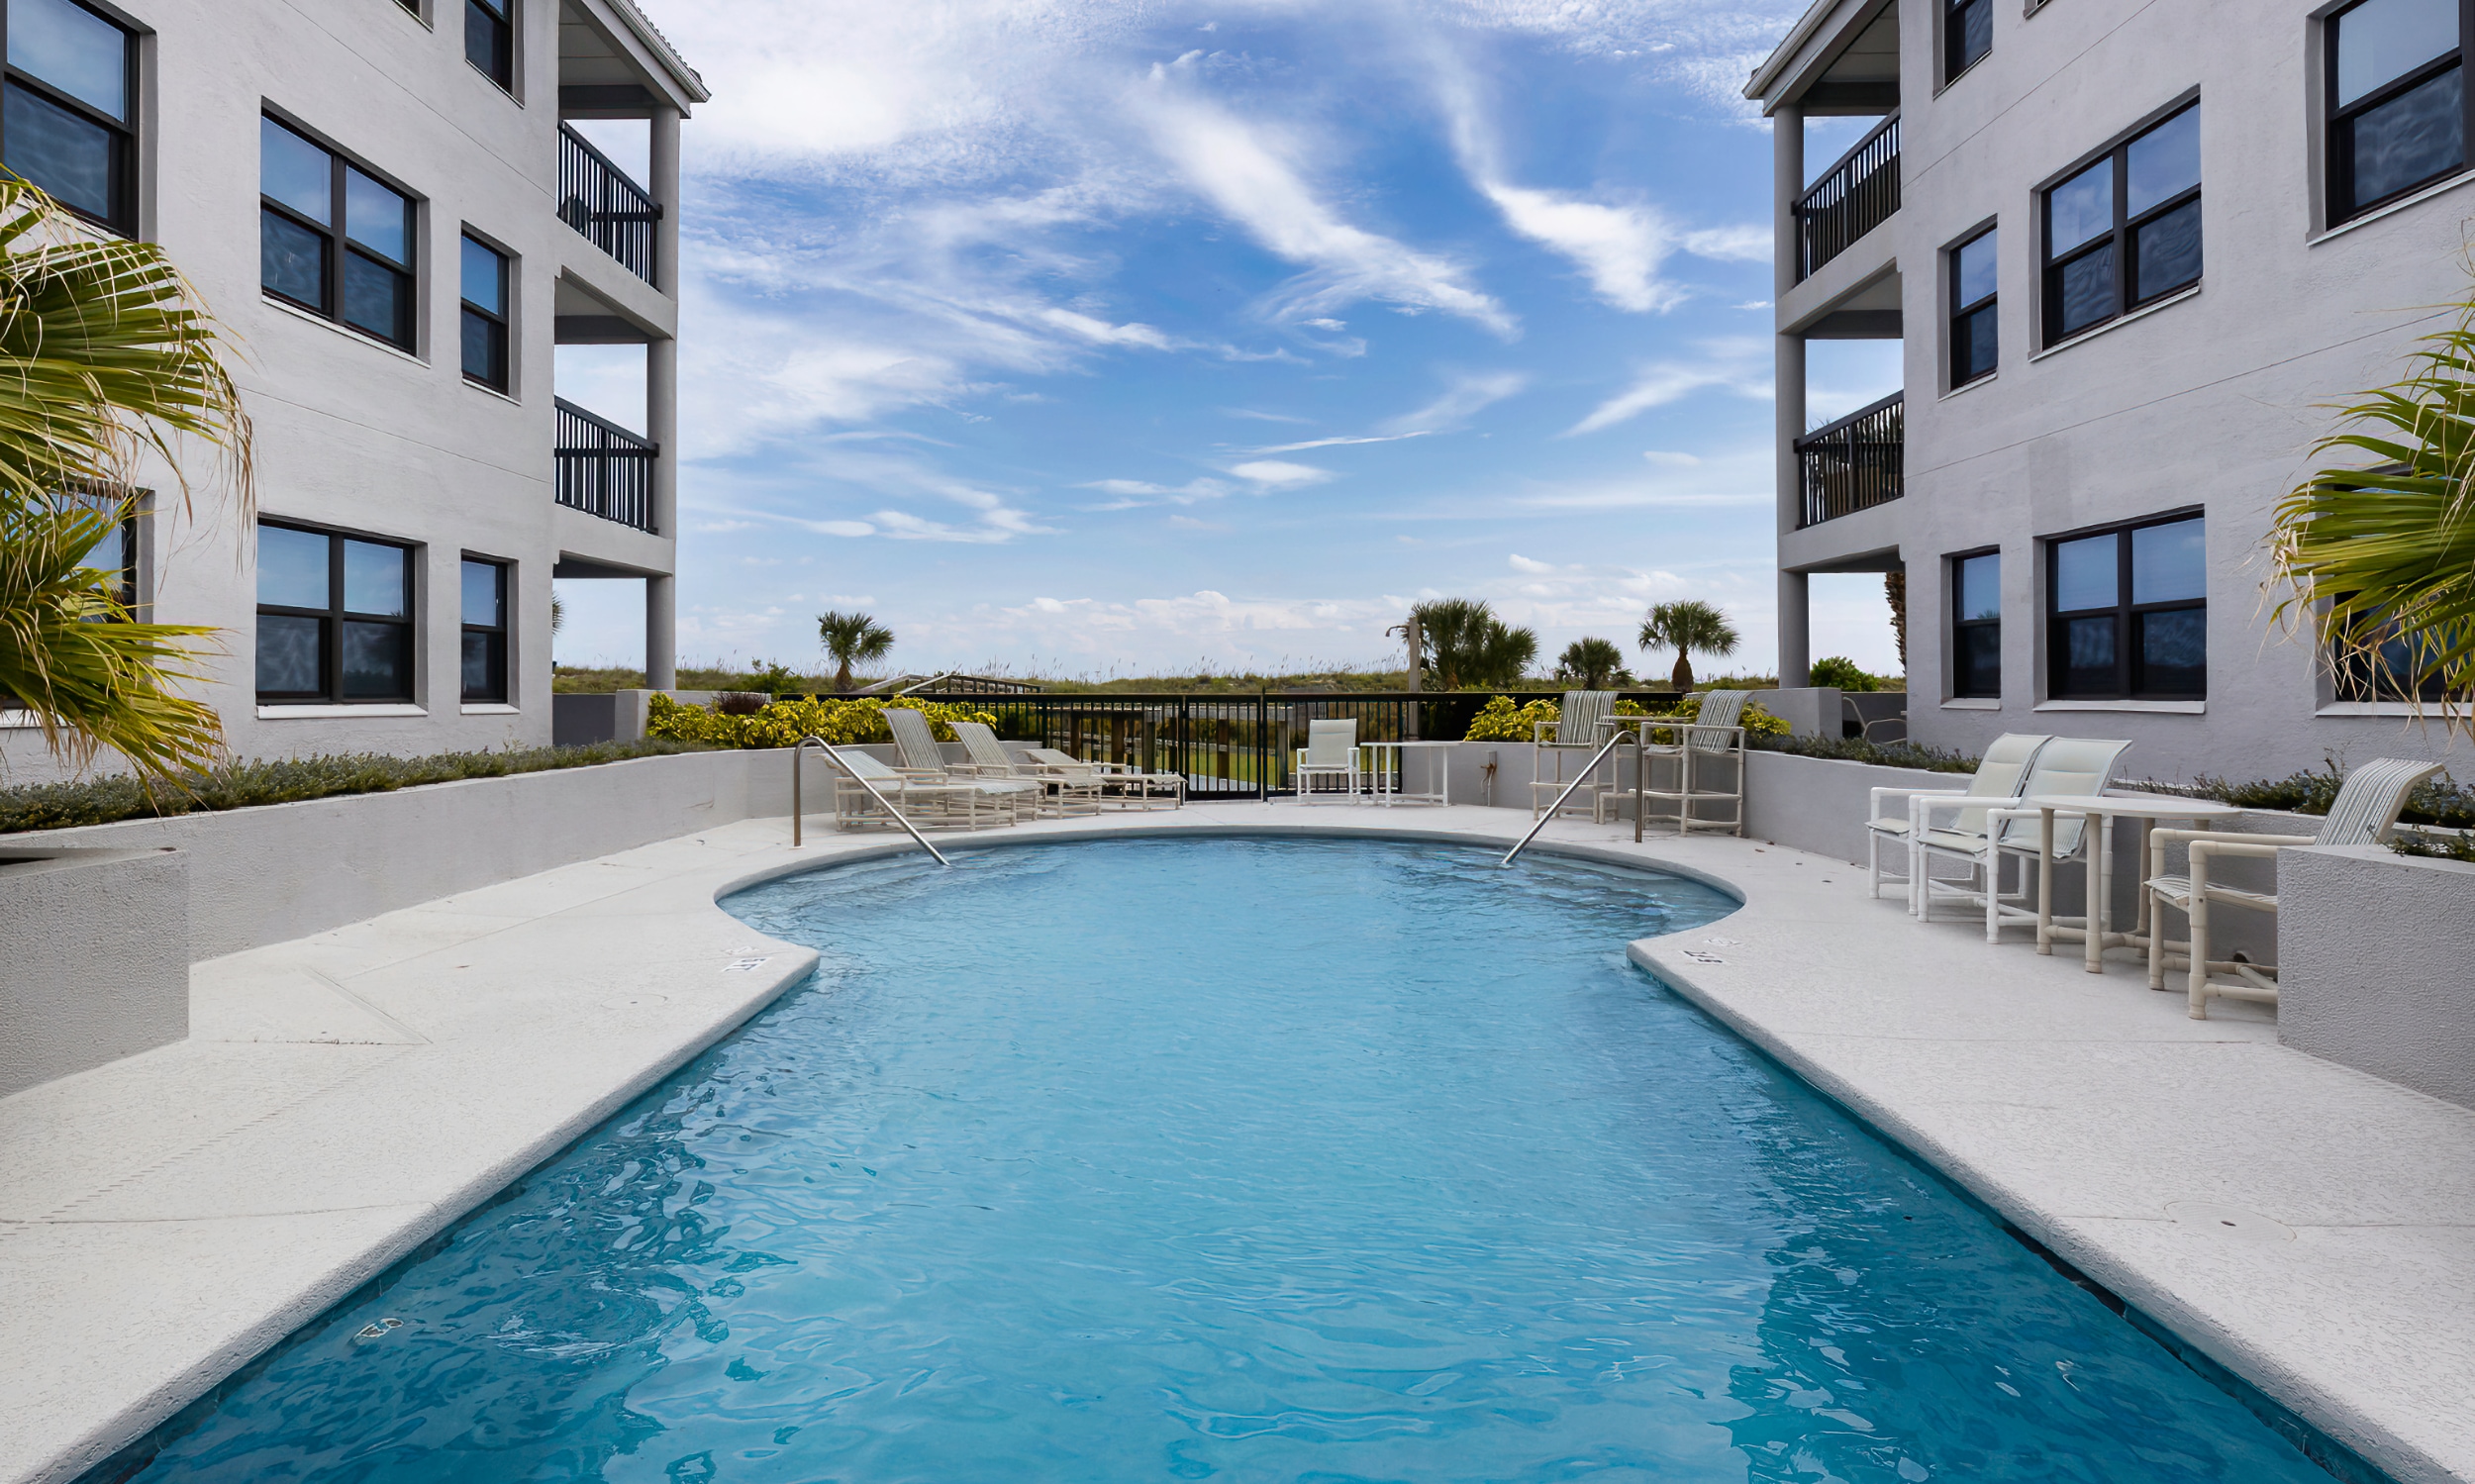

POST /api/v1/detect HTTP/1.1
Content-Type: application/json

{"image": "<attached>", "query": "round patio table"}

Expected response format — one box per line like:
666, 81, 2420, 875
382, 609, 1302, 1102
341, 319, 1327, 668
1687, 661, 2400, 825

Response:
2023, 793, 2245, 975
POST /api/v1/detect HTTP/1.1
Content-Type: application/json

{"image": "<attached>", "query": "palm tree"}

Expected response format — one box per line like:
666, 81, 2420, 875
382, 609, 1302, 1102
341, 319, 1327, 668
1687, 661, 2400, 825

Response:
817, 610, 894, 694
0, 181, 252, 779
1553, 637, 1630, 689
1637, 600, 1740, 690
1411, 598, 1537, 689
2269, 295, 2475, 727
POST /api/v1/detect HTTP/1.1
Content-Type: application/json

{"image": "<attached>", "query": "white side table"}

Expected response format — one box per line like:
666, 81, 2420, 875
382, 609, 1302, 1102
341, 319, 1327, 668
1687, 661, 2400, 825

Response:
2022, 793, 2245, 974
1364, 741, 1455, 806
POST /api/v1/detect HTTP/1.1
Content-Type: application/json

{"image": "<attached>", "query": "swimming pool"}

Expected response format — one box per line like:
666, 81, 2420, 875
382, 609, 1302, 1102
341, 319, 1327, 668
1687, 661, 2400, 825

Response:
111, 838, 2330, 1482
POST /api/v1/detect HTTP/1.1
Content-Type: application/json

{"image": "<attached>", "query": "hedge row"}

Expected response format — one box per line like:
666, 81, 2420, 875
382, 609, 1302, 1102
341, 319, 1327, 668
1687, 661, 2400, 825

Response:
0, 739, 708, 836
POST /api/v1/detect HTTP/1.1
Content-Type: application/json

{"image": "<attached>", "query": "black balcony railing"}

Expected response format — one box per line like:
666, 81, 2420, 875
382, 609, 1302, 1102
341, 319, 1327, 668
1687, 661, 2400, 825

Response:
555, 398, 656, 532
1797, 114, 1899, 281
558, 124, 659, 283
900, 691, 1680, 799
1795, 392, 1903, 527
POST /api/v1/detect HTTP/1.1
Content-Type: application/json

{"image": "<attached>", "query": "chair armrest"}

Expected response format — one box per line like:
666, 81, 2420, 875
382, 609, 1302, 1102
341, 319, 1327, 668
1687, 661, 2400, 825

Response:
2189, 839, 2305, 866
2156, 829, 2315, 848
1915, 793, 1999, 824
1871, 785, 1961, 822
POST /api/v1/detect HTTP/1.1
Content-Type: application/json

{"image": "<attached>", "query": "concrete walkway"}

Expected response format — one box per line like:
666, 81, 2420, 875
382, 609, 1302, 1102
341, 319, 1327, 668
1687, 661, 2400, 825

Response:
1, 804, 2468, 1484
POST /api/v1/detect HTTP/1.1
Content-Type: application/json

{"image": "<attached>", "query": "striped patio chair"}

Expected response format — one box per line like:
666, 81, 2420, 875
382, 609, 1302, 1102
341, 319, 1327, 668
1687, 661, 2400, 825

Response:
1531, 690, 1617, 820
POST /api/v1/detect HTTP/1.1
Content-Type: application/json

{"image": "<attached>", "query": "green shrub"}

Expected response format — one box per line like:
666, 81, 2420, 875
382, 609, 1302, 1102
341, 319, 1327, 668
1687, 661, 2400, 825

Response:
1657, 691, 1792, 737
1808, 656, 1888, 691
2393, 829, 2475, 862
1749, 733, 1982, 774
2185, 760, 2473, 828
646, 693, 998, 749
0, 739, 709, 836
1461, 694, 1562, 742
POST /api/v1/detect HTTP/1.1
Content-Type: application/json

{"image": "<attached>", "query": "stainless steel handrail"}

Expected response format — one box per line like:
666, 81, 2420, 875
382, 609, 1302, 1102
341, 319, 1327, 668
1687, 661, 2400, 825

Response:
792, 735, 951, 866
1501, 729, 1635, 867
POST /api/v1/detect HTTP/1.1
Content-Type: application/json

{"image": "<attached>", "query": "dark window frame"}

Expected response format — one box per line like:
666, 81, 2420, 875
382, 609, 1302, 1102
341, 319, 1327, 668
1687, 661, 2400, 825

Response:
254, 519, 418, 705
1944, 0, 1992, 84
1950, 547, 2003, 699
465, 0, 513, 92
2043, 510, 2208, 702
0, 0, 140, 236
258, 114, 420, 352
2326, 0, 2474, 223
459, 555, 508, 704
459, 231, 509, 390
2038, 96, 2203, 348
1949, 224, 1999, 387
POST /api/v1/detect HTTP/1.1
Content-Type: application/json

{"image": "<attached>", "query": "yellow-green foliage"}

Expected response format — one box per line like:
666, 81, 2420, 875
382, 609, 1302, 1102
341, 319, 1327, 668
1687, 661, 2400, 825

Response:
1461, 695, 1560, 742
646, 693, 998, 749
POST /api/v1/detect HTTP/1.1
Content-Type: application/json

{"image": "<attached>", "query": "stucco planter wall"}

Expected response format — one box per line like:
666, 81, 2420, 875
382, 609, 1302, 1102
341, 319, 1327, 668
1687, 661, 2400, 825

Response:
1, 748, 797, 962
0, 846, 188, 1099
2277, 844, 2475, 1110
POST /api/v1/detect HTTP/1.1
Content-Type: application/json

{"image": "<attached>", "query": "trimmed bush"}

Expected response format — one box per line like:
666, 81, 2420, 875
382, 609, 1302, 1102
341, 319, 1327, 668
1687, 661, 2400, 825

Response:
646, 693, 998, 749
0, 739, 710, 836
2181, 761, 2473, 829
1750, 733, 1981, 774
1461, 692, 1788, 742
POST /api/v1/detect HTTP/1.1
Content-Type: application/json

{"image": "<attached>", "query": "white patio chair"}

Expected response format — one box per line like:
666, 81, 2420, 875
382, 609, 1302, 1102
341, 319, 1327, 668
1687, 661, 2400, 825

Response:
2145, 757, 2443, 1020
953, 723, 1100, 818
1915, 737, 2132, 941
1638, 689, 1752, 837
1023, 746, 1185, 811
882, 708, 1038, 824
831, 748, 1017, 832
1293, 718, 1362, 804
1863, 733, 2051, 906
1531, 690, 1617, 820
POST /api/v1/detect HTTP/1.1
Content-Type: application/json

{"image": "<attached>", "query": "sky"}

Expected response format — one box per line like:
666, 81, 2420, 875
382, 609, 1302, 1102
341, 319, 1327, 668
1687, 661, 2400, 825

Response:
552, 0, 1907, 683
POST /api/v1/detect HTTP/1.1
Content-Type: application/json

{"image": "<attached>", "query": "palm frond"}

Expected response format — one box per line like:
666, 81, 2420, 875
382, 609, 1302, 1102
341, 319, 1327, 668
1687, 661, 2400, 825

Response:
2268, 297, 2475, 732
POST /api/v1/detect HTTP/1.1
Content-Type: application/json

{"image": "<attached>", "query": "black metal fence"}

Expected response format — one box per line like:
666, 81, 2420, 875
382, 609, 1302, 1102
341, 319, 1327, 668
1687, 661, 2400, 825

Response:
907, 691, 1679, 799
557, 124, 660, 283
555, 398, 657, 531
1797, 113, 1899, 281
1796, 391, 1903, 527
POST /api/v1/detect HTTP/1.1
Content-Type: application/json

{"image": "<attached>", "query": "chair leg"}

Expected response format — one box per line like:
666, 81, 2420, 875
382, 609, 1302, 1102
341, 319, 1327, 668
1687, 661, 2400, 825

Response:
1985, 851, 2002, 943
2147, 892, 2169, 990
2187, 890, 2212, 1020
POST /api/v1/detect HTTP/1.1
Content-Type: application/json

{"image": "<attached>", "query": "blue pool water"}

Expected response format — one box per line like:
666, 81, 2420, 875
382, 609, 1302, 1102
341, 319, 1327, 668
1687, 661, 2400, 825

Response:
118, 839, 2331, 1482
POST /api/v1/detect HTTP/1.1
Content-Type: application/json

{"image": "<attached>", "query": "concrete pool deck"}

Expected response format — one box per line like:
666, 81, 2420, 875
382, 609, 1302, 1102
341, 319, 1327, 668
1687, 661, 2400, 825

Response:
0, 804, 2468, 1483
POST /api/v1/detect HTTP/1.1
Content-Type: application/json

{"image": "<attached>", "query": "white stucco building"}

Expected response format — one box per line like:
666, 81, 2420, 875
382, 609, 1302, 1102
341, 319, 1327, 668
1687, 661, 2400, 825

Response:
0, 0, 702, 776
1750, 0, 2466, 782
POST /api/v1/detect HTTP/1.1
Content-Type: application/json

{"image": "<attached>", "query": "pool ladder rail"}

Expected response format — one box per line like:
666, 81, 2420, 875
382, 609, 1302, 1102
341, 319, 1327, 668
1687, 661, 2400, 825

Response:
791, 734, 953, 866
1502, 724, 1648, 867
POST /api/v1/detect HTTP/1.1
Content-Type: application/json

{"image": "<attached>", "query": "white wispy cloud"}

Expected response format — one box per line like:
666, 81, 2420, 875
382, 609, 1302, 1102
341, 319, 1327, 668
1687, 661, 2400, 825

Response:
1228, 459, 1335, 489
1379, 369, 1531, 434
1565, 340, 1772, 436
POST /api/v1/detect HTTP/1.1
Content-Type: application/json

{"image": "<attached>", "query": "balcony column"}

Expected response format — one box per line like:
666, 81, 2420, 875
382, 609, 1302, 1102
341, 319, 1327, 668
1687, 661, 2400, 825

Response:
644, 335, 678, 690
1772, 103, 1809, 687
646, 574, 675, 692
651, 106, 681, 298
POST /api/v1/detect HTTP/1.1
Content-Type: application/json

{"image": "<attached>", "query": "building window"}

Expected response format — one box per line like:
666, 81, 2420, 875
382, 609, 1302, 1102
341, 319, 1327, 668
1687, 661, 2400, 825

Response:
1945, 0, 1991, 81
2, 0, 138, 234
460, 235, 509, 390
2328, 0, 2467, 221
1952, 550, 2002, 698
256, 522, 416, 703
1950, 227, 1998, 386
2046, 514, 2206, 701
259, 116, 418, 351
460, 557, 507, 703
2041, 103, 2201, 346
465, 0, 512, 91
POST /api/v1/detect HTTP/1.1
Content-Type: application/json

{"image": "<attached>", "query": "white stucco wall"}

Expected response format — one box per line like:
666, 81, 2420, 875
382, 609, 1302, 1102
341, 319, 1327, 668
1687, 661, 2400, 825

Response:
2278, 844, 2475, 1110
0, 847, 189, 1099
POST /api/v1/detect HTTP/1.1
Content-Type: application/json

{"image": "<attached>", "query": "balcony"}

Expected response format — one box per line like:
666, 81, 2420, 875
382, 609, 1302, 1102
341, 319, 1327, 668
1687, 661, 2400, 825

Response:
555, 398, 657, 532
1796, 114, 1898, 282
558, 123, 660, 284
1795, 392, 1901, 527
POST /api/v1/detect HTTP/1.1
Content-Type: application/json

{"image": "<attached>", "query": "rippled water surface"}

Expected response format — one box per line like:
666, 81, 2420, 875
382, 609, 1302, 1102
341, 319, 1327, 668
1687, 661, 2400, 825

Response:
125, 839, 2328, 1483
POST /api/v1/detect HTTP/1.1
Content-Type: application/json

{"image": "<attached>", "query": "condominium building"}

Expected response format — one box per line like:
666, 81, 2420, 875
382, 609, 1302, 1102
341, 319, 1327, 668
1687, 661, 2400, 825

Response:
0, 0, 701, 778
1750, 0, 2462, 781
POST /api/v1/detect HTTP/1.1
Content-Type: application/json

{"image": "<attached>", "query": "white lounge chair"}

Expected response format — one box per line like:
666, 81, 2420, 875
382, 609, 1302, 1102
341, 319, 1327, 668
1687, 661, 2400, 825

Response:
1864, 733, 2051, 907
1915, 737, 2132, 941
882, 708, 1038, 824
1531, 690, 1617, 821
831, 747, 1019, 832
1023, 746, 1185, 811
2145, 757, 2443, 1019
952, 723, 1101, 817
1638, 689, 1752, 837
1293, 718, 1362, 804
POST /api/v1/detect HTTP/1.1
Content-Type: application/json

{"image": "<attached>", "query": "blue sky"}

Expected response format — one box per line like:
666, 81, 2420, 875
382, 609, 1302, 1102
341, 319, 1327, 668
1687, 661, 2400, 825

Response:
554, 0, 1906, 681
